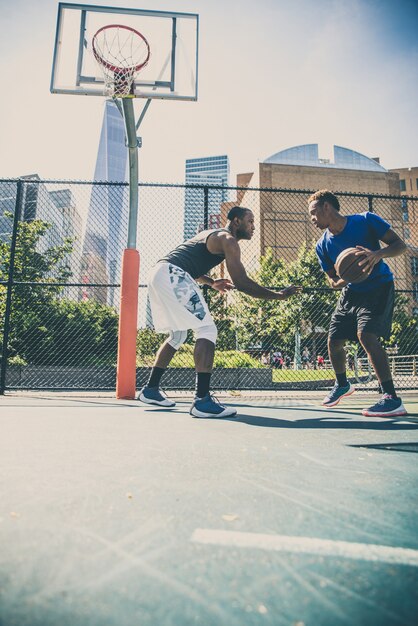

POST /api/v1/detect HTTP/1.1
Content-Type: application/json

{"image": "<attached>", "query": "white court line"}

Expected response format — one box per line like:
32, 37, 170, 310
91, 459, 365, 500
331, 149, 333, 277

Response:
191, 529, 418, 567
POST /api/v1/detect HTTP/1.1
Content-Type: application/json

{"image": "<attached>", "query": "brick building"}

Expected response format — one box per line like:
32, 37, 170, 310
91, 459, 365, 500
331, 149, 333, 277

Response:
221, 144, 415, 294
389, 165, 418, 311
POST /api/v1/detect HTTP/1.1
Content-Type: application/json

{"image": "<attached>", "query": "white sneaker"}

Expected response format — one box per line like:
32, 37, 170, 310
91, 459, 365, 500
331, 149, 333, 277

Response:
137, 387, 176, 407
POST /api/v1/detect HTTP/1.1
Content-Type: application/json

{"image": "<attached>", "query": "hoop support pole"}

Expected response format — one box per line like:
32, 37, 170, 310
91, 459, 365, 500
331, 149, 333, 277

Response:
116, 248, 140, 399
116, 97, 140, 399
122, 98, 139, 249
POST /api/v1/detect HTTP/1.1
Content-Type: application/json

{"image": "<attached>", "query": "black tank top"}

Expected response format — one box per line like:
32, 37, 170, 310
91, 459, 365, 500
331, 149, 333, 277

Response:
159, 229, 228, 279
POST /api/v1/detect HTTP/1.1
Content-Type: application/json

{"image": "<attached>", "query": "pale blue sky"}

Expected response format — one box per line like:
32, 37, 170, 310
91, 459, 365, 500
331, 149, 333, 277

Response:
0, 0, 417, 184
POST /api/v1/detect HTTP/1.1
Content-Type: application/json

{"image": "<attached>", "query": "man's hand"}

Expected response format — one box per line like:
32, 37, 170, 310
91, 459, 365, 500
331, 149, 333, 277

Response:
212, 278, 235, 293
355, 246, 380, 275
277, 285, 302, 300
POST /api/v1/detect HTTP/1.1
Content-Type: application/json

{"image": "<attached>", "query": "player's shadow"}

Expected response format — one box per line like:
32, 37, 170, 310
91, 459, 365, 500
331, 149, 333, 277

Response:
230, 413, 418, 430
227, 402, 418, 416
350, 442, 418, 453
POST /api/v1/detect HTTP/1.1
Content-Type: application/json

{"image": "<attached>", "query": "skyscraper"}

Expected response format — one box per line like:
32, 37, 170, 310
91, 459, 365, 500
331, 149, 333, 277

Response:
184, 155, 229, 240
82, 100, 128, 305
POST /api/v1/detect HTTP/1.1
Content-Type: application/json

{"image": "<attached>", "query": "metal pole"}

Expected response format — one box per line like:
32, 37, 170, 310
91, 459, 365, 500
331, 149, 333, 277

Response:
122, 98, 139, 249
0, 180, 23, 394
122, 98, 139, 248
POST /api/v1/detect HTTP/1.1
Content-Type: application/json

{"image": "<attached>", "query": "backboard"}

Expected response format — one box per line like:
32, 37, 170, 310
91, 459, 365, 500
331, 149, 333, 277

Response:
51, 3, 199, 100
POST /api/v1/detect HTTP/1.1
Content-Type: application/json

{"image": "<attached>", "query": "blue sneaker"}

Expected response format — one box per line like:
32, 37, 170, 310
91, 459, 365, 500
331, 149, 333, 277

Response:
322, 382, 354, 407
362, 394, 407, 417
137, 387, 176, 407
190, 394, 237, 418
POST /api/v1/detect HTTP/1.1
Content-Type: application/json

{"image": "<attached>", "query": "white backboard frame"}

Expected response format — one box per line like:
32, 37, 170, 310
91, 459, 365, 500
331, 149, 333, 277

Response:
50, 3, 199, 100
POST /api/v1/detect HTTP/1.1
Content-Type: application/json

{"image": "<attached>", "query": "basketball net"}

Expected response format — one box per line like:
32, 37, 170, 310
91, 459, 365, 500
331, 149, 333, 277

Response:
92, 25, 150, 98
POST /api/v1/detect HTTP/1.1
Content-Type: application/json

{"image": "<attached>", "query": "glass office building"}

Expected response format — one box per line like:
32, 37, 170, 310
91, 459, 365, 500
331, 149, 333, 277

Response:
82, 100, 128, 305
184, 155, 229, 240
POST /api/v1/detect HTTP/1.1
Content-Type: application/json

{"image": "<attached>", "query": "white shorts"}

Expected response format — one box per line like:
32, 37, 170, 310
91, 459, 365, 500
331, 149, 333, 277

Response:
148, 262, 214, 333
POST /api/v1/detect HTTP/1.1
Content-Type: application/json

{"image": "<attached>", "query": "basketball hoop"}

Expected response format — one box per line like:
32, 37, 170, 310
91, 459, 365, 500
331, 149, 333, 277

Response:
92, 25, 150, 97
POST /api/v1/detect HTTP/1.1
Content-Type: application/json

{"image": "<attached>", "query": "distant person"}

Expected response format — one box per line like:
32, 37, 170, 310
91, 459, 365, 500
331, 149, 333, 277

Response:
272, 350, 283, 369
308, 189, 408, 417
316, 354, 325, 369
285, 354, 292, 369
302, 347, 311, 369
138, 207, 301, 418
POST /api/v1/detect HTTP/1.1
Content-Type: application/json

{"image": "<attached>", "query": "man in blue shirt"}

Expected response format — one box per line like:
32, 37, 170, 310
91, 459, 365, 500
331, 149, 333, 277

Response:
309, 189, 408, 417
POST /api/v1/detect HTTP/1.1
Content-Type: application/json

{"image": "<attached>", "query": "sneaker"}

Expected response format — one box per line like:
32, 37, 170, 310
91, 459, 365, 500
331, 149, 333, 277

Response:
362, 394, 407, 418
137, 387, 176, 407
322, 382, 354, 407
190, 394, 237, 418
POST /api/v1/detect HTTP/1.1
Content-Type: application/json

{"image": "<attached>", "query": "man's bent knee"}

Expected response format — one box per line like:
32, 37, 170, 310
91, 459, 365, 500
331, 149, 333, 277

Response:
357, 331, 380, 350
328, 337, 346, 351
195, 324, 218, 345
167, 330, 188, 350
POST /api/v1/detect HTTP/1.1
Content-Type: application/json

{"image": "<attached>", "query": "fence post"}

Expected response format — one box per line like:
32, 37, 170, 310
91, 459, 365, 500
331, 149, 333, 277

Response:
413, 356, 416, 377
203, 186, 209, 301
0, 180, 23, 395
368, 195, 374, 213
203, 185, 209, 230
391, 356, 395, 376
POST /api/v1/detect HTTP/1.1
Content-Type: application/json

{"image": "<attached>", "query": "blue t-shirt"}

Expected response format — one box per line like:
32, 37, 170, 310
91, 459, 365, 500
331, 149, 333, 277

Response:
315, 212, 393, 292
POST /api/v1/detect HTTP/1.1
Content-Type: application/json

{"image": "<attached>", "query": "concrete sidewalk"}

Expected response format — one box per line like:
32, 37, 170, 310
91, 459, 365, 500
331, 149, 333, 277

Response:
1, 391, 418, 626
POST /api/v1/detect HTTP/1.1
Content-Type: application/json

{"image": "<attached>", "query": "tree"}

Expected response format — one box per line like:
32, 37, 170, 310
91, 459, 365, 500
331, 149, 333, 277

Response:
0, 214, 118, 366
232, 244, 339, 356
203, 284, 237, 350
383, 293, 418, 355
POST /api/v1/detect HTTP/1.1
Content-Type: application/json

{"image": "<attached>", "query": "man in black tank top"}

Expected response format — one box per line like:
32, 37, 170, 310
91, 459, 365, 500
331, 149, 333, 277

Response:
138, 206, 301, 418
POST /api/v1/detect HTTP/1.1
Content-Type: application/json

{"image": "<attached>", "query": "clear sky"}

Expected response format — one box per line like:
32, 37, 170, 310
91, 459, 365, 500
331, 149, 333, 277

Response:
1, 0, 417, 185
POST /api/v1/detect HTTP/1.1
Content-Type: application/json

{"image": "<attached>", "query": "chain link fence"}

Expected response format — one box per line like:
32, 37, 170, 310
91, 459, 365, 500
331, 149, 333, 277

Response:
1, 178, 418, 392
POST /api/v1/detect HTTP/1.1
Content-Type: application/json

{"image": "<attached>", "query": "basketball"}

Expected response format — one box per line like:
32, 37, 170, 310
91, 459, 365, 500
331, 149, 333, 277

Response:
335, 247, 369, 283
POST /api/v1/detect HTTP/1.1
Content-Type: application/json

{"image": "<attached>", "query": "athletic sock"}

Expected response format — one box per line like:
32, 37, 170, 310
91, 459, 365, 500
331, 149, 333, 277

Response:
196, 372, 211, 399
381, 379, 397, 398
336, 372, 348, 387
147, 367, 165, 389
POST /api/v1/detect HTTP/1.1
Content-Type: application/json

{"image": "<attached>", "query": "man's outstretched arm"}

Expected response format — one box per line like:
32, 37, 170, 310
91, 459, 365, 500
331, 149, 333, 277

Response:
223, 238, 300, 300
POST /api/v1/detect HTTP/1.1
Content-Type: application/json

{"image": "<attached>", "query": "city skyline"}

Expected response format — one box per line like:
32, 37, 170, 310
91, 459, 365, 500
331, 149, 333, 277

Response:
0, 0, 417, 189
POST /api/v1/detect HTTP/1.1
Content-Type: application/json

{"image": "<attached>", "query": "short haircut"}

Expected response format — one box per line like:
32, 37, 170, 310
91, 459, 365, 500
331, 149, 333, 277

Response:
308, 189, 340, 212
227, 206, 252, 221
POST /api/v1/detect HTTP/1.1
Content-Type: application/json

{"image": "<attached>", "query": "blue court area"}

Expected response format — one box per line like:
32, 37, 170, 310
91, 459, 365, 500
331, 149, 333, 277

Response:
1, 391, 417, 626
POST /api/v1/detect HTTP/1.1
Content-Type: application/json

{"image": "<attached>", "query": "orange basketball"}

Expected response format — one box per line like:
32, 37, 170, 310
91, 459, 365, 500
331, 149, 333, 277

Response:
335, 247, 369, 283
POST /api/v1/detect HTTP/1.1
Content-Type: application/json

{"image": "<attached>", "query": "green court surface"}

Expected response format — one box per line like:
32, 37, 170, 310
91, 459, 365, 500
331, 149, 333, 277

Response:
1, 389, 417, 626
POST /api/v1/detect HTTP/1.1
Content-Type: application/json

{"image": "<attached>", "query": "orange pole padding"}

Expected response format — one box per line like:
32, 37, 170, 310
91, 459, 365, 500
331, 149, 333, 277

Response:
116, 248, 140, 399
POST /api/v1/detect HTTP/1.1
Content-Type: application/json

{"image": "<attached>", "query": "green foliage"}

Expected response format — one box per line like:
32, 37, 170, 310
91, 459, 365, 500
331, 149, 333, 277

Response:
383, 293, 418, 354
136, 338, 263, 368
231, 242, 417, 358
8, 298, 118, 366
1, 215, 118, 366
136, 327, 166, 365
0, 213, 73, 290
213, 350, 263, 368
169, 344, 263, 368
232, 244, 339, 353
204, 284, 237, 350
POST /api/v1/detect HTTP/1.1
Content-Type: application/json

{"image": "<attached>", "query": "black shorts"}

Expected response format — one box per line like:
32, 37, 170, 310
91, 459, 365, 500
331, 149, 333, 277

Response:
329, 281, 395, 342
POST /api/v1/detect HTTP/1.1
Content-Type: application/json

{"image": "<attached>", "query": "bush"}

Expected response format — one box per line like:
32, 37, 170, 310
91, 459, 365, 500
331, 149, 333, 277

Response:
9, 298, 118, 366
159, 344, 263, 369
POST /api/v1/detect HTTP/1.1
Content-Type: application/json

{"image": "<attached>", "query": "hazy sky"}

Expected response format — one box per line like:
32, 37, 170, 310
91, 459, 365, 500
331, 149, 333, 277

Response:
1, 0, 417, 185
